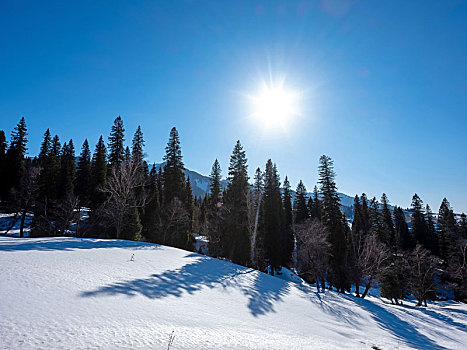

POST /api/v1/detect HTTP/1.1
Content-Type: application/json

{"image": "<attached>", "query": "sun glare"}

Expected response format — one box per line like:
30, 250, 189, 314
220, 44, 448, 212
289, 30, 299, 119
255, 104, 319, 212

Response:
249, 82, 300, 132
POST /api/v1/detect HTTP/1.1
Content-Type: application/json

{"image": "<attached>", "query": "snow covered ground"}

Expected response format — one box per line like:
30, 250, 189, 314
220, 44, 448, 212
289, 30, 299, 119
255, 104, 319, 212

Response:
0, 237, 466, 349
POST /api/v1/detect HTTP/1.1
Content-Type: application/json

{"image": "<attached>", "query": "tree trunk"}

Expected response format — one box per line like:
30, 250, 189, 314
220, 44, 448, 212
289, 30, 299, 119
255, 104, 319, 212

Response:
361, 277, 373, 299
424, 299, 427, 307
20, 210, 26, 238
416, 298, 422, 306
355, 281, 360, 297
394, 298, 399, 305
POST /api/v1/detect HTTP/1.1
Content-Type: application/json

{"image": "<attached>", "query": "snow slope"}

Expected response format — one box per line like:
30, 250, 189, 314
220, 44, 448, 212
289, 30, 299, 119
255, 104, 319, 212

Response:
0, 237, 466, 349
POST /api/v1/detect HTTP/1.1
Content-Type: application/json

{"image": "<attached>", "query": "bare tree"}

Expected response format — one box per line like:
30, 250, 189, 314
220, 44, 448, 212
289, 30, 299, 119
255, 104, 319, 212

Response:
295, 219, 330, 291
409, 244, 440, 306
54, 194, 80, 235
448, 239, 467, 300
358, 234, 391, 299
7, 164, 40, 237
99, 160, 146, 239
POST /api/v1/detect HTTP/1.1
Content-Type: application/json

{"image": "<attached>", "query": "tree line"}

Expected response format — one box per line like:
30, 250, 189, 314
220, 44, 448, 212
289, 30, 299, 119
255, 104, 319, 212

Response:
1, 117, 466, 304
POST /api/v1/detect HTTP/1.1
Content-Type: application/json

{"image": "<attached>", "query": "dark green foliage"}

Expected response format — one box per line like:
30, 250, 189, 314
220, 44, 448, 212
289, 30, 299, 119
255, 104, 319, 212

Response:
411, 194, 431, 251
310, 186, 321, 220
120, 207, 142, 241
221, 140, 251, 266
108, 116, 125, 167
185, 177, 194, 232
394, 206, 412, 251
438, 198, 458, 260
142, 164, 161, 242
259, 160, 284, 272
380, 254, 407, 304
425, 205, 439, 255
58, 140, 76, 197
90, 136, 107, 209
37, 135, 61, 200
76, 139, 92, 206
3, 117, 28, 196
294, 180, 309, 225
131, 125, 144, 165
282, 176, 294, 267
381, 193, 395, 247
209, 159, 222, 207
0, 130, 7, 198
162, 127, 186, 206
318, 155, 348, 292
459, 213, 467, 238
38, 128, 51, 163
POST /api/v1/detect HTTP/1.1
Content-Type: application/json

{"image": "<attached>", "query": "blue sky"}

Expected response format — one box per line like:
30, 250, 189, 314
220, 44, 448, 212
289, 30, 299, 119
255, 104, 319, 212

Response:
1, 0, 466, 213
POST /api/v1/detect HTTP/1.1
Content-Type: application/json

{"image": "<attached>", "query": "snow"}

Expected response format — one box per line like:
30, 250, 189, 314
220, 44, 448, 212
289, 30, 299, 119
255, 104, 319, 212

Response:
0, 237, 466, 349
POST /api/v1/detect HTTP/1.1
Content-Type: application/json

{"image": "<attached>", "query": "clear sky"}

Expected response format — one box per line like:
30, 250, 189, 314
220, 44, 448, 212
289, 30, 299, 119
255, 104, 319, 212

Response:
1, 0, 466, 213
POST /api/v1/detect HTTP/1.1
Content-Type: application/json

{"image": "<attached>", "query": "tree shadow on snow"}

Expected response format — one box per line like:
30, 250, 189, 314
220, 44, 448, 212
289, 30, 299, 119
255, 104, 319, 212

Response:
0, 237, 160, 252
340, 294, 452, 350
81, 253, 290, 316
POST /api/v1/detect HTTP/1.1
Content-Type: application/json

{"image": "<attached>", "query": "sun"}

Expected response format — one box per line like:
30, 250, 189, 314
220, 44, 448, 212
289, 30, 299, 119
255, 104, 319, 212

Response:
249, 81, 300, 131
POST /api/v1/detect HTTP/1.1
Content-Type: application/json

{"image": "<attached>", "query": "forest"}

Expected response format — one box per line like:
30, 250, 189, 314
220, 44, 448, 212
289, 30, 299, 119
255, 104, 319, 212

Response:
1, 116, 466, 306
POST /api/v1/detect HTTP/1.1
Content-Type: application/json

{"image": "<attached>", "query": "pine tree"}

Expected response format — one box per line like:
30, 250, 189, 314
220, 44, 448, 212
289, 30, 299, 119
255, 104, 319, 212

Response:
90, 136, 107, 209
360, 193, 371, 235
394, 206, 412, 251
142, 164, 161, 243
0, 130, 7, 198
38, 134, 61, 200
209, 159, 222, 207
282, 175, 294, 267
425, 204, 439, 255
108, 116, 125, 167
76, 139, 91, 206
438, 198, 457, 260
38, 129, 51, 163
161, 127, 193, 250
411, 194, 430, 250
58, 140, 76, 197
294, 180, 309, 225
221, 140, 251, 265
4, 117, 28, 195
381, 193, 395, 247
185, 176, 195, 232
131, 125, 144, 165
162, 127, 186, 205
310, 185, 321, 220
459, 213, 467, 239
258, 160, 284, 274
369, 197, 386, 243
318, 155, 348, 292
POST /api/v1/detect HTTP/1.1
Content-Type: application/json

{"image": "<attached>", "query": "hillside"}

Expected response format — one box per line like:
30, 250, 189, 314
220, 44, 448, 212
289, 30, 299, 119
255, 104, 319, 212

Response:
1, 237, 466, 349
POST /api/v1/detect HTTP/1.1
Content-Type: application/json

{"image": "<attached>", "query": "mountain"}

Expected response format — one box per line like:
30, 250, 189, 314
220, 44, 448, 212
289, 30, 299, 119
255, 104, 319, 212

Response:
1, 236, 465, 349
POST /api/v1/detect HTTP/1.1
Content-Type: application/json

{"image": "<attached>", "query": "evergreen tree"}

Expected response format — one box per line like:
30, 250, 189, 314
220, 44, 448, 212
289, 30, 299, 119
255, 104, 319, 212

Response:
131, 125, 144, 165
0, 130, 7, 198
282, 176, 294, 267
294, 180, 309, 225
142, 164, 161, 242
76, 139, 91, 206
58, 140, 76, 196
4, 117, 28, 195
221, 140, 251, 265
108, 116, 125, 167
318, 155, 348, 292
425, 204, 439, 255
162, 127, 186, 205
90, 136, 107, 209
310, 185, 321, 220
185, 176, 194, 232
38, 135, 61, 200
394, 206, 412, 251
360, 193, 371, 235
259, 160, 284, 273
124, 146, 131, 161
459, 213, 467, 239
381, 193, 395, 247
208, 159, 222, 207
411, 194, 430, 250
438, 198, 457, 260
38, 129, 51, 163
369, 197, 387, 243
161, 127, 193, 250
